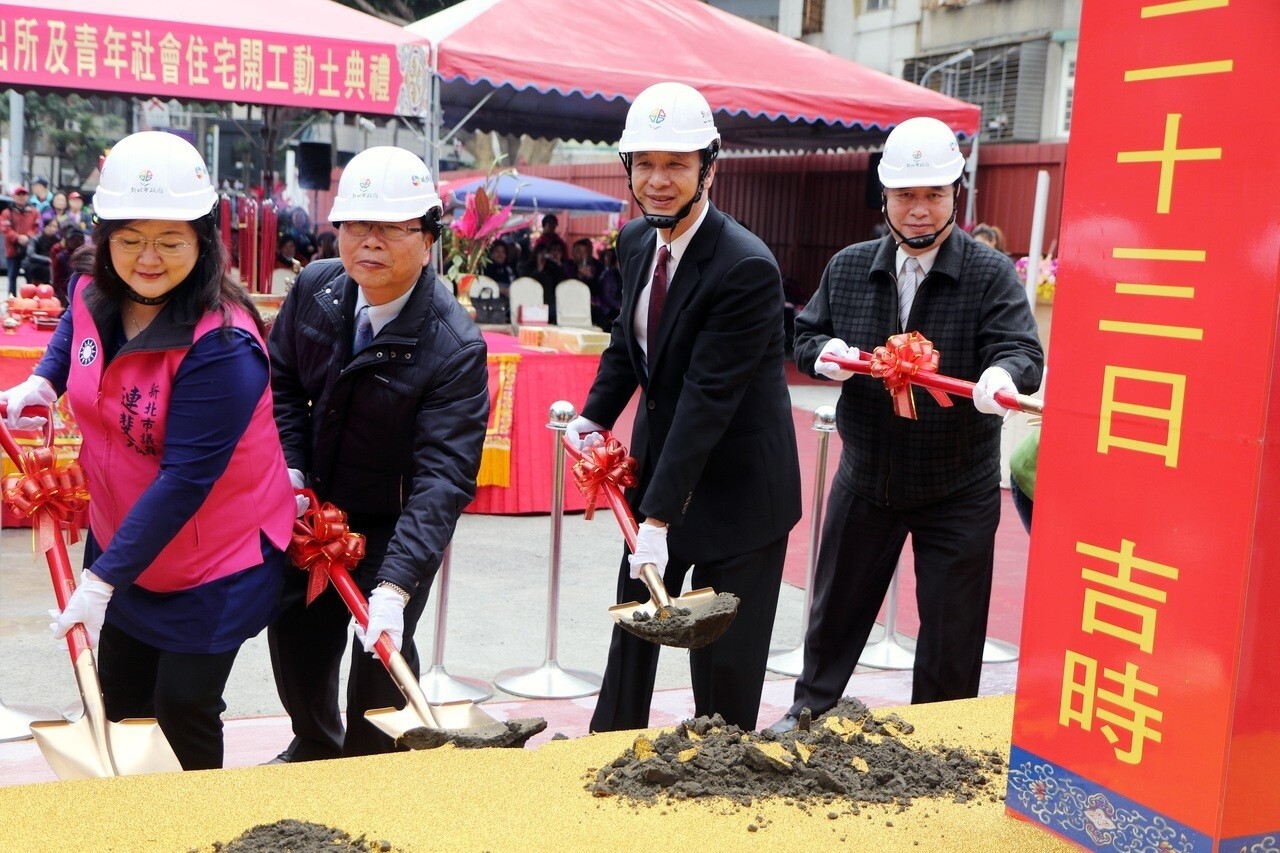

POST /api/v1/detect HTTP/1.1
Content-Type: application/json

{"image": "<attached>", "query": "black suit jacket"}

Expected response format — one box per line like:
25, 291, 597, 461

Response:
582, 205, 801, 564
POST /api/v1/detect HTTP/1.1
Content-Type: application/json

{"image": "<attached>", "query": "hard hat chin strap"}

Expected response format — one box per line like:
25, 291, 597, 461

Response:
621, 144, 719, 231
881, 183, 960, 251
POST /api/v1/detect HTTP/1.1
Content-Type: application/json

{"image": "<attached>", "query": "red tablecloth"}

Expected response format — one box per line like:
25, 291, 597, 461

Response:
466, 331, 600, 515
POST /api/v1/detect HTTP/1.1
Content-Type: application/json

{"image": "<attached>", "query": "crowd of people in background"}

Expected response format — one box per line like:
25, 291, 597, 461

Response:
480, 213, 622, 329
1, 177, 96, 301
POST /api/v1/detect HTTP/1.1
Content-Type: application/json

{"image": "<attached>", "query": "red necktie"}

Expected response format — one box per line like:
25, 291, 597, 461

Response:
647, 245, 670, 363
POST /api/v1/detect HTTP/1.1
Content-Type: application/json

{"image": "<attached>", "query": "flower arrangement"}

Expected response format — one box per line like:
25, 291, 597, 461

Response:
442, 163, 518, 285
591, 227, 620, 258
1016, 255, 1058, 304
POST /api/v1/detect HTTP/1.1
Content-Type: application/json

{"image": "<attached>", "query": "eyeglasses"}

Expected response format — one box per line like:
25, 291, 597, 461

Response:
341, 221, 425, 241
109, 235, 198, 256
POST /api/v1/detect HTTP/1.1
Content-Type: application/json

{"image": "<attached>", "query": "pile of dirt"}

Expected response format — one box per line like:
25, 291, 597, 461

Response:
587, 698, 1004, 812
200, 819, 397, 852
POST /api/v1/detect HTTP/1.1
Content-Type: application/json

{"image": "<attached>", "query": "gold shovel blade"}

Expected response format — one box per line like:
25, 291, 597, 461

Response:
30, 717, 183, 780
365, 698, 502, 740
607, 586, 721, 623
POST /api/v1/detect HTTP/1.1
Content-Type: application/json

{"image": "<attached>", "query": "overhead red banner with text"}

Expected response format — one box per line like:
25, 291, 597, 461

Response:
0, 0, 431, 115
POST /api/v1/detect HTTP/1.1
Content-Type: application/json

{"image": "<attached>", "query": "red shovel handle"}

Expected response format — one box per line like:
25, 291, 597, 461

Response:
325, 560, 397, 669
822, 352, 1044, 415
0, 401, 91, 661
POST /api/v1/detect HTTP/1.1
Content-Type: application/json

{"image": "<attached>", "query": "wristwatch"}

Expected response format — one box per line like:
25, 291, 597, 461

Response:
377, 581, 411, 605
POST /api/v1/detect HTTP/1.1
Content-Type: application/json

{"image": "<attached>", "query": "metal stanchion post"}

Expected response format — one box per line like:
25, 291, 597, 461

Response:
419, 544, 493, 704
767, 405, 836, 676
494, 401, 602, 699
857, 557, 918, 670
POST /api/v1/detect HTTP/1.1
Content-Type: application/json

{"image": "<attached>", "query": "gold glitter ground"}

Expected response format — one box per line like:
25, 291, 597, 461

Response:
0, 695, 1074, 852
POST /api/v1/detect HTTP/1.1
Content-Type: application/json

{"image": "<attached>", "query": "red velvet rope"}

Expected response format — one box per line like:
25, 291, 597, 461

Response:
570, 437, 637, 520
287, 489, 366, 606
869, 333, 954, 419
0, 446, 89, 544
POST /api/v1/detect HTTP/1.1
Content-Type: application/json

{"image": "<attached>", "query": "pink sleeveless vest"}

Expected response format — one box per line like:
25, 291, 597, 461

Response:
66, 281, 294, 593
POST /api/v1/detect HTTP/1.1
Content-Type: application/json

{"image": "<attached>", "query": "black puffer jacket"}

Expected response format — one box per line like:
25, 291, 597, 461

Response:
793, 229, 1043, 509
268, 259, 489, 591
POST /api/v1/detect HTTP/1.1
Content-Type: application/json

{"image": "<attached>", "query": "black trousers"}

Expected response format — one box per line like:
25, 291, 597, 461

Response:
789, 478, 1001, 717
97, 622, 240, 771
267, 555, 431, 760
589, 534, 788, 733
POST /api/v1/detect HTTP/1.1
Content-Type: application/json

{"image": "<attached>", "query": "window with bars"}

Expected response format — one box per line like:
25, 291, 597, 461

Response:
802, 0, 825, 34
1057, 42, 1077, 137
865, 0, 892, 10
904, 40, 1049, 142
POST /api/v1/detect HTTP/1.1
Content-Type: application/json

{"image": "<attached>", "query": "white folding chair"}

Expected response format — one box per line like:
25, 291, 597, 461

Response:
469, 274, 499, 298
555, 279, 596, 329
508, 277, 546, 324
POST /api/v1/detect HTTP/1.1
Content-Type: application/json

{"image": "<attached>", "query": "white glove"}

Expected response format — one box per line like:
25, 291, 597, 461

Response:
627, 521, 669, 580
51, 569, 114, 649
814, 338, 859, 382
355, 585, 407, 654
288, 468, 310, 518
564, 415, 605, 452
973, 365, 1017, 416
0, 375, 58, 430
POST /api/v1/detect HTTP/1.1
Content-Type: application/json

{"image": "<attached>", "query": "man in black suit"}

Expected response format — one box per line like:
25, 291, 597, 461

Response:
565, 82, 802, 732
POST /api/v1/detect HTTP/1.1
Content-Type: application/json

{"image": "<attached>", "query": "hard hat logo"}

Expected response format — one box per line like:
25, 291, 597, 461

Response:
139, 169, 154, 183
911, 149, 922, 161
195, 166, 206, 182
359, 178, 372, 190
648, 108, 666, 127
410, 175, 424, 187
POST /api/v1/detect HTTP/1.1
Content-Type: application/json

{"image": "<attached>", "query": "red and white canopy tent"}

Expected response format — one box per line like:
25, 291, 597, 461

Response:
408, 0, 980, 151
0, 0, 432, 118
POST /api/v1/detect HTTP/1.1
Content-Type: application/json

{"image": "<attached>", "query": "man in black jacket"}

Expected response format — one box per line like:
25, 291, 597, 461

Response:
266, 146, 488, 759
770, 117, 1043, 733
566, 82, 802, 732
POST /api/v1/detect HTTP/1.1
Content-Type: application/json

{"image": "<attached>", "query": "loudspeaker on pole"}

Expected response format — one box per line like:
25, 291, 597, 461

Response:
296, 141, 333, 191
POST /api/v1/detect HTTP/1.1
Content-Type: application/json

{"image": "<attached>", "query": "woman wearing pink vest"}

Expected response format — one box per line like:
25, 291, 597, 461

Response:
0, 132, 296, 771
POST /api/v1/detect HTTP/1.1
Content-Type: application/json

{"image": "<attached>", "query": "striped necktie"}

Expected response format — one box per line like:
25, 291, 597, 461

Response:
899, 257, 923, 331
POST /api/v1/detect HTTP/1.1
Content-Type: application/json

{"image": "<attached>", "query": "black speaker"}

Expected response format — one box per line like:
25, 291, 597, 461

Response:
866, 152, 884, 209
297, 142, 333, 191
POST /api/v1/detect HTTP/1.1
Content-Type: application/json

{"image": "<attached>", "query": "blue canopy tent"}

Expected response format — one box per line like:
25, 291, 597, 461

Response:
442, 173, 626, 214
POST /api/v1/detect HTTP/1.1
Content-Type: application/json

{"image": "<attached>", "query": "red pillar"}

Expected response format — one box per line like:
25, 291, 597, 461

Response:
1007, 2, 1280, 849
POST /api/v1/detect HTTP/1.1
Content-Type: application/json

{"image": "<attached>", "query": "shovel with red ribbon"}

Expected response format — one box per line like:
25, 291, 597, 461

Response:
0, 401, 181, 779
287, 490, 510, 747
562, 434, 739, 649
822, 332, 1044, 418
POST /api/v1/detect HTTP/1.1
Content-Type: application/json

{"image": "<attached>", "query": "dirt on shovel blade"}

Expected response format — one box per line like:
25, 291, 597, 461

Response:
620, 592, 739, 649
588, 698, 1004, 812
396, 717, 548, 750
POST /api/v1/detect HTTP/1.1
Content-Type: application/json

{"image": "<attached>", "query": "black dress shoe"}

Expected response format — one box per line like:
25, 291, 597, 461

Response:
263, 749, 293, 765
766, 714, 799, 735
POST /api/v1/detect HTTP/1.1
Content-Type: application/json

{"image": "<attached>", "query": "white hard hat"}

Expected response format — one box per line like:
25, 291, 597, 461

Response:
93, 131, 218, 221
877, 117, 965, 189
618, 82, 720, 154
329, 146, 442, 223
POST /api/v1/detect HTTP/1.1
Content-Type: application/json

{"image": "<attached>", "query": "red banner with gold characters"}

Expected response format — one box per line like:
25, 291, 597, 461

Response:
0, 4, 430, 116
1008, 2, 1280, 850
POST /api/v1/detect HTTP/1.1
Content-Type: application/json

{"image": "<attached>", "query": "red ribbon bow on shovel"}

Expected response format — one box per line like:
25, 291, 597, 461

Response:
570, 437, 638, 520
1, 446, 89, 551
869, 333, 954, 420
287, 488, 367, 605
